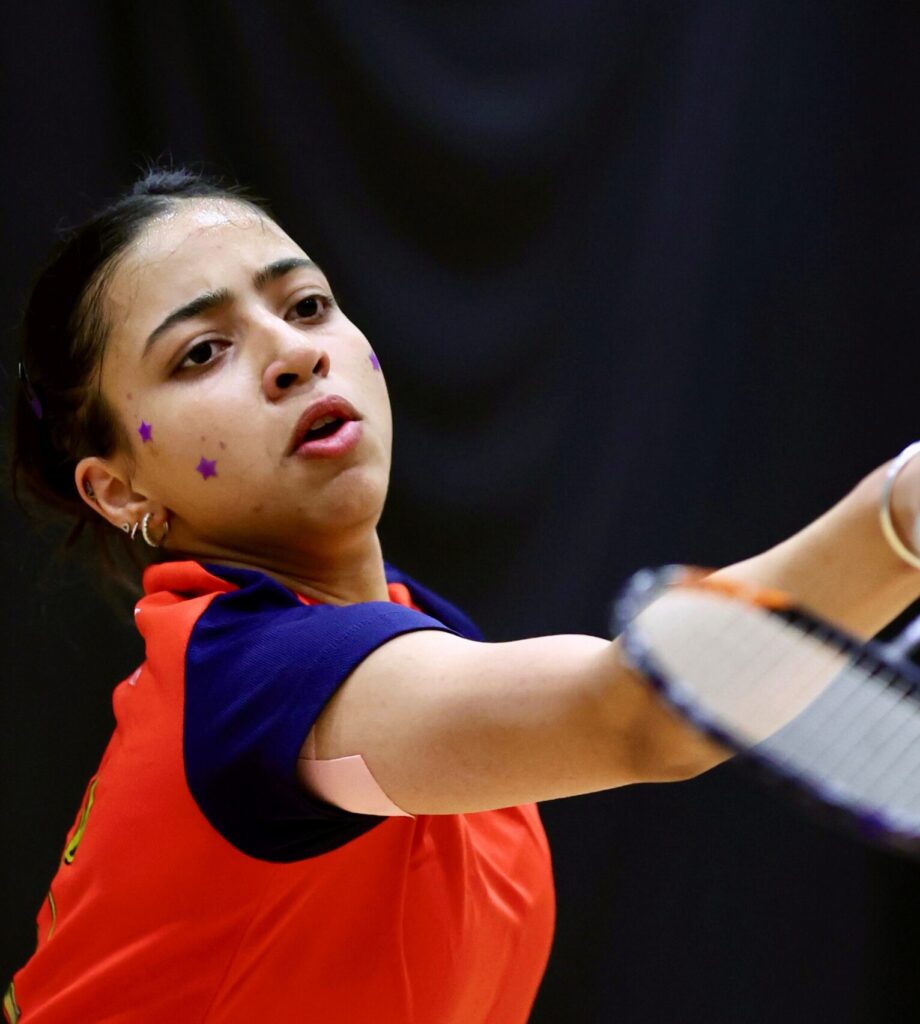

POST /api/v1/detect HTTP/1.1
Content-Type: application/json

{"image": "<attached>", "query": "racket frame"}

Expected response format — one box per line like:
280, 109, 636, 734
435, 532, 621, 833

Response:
612, 565, 920, 852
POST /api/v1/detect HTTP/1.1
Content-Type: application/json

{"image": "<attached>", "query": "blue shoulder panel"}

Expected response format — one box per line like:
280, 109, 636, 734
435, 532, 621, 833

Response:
183, 562, 476, 862
382, 562, 484, 642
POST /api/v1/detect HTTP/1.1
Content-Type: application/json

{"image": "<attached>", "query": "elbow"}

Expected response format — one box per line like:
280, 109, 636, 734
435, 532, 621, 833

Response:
630, 723, 732, 784
622, 687, 733, 784
637, 753, 725, 784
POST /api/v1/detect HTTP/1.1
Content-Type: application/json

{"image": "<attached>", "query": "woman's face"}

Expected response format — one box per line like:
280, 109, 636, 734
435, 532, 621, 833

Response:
87, 199, 392, 565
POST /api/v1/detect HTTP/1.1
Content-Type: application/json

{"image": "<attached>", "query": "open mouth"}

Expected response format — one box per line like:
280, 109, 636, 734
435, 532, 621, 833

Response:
288, 395, 363, 458
301, 415, 344, 442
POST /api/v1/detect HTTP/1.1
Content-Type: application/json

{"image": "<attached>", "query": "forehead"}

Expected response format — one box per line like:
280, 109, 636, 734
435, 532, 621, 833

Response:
104, 199, 308, 327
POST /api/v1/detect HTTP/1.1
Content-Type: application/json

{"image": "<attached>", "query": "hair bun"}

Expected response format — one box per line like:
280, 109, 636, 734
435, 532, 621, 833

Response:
130, 168, 206, 197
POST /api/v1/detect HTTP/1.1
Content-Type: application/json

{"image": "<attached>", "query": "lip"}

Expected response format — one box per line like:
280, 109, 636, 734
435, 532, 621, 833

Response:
287, 394, 362, 457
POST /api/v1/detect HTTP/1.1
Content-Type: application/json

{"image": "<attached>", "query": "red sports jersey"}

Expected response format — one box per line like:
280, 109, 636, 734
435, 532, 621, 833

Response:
5, 560, 555, 1023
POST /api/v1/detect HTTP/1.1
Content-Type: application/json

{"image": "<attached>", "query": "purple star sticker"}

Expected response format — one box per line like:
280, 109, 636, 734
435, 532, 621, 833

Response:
196, 456, 218, 480
138, 421, 153, 442
368, 351, 381, 371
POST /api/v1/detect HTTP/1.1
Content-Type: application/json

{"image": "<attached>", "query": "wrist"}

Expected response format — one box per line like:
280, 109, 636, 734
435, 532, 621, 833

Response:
722, 461, 920, 639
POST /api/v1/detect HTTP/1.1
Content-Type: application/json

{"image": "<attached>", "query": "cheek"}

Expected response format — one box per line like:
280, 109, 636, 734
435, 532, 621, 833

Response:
130, 403, 239, 486
110, 370, 246, 494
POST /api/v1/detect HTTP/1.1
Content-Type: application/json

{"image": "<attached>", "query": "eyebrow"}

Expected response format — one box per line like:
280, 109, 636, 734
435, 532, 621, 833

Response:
142, 256, 319, 357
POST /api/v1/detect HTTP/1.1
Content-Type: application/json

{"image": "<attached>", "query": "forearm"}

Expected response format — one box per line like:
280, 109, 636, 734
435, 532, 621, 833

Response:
603, 457, 920, 783
711, 460, 920, 639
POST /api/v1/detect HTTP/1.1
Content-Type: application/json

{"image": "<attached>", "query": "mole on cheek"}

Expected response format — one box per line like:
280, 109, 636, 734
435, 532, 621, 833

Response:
219, 441, 226, 450
251, 504, 264, 514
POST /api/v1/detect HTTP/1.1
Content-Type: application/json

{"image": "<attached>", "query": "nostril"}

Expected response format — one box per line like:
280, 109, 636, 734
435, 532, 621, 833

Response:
276, 372, 298, 389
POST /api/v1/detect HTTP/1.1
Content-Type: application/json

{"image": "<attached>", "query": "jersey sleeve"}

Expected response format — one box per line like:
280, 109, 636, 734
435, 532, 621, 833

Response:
183, 568, 458, 862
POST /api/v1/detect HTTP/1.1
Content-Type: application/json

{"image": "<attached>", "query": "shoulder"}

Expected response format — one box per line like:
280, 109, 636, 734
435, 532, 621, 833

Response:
382, 561, 485, 641
187, 561, 474, 676
139, 559, 479, 860
136, 558, 482, 686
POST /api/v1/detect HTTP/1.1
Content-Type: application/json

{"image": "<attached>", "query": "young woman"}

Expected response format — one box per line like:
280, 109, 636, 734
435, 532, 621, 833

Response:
6, 168, 920, 1024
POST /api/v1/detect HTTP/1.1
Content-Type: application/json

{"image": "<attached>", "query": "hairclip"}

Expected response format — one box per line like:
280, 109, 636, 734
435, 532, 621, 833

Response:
17, 361, 43, 420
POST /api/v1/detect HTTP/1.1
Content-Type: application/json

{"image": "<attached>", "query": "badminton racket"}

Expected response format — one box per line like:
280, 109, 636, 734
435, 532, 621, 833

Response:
612, 566, 920, 853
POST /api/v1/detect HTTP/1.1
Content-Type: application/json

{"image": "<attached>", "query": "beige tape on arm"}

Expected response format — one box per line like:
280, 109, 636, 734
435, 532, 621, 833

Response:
298, 727, 414, 818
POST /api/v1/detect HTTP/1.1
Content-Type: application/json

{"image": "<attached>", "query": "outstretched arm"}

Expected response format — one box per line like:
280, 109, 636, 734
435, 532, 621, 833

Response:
304, 454, 920, 815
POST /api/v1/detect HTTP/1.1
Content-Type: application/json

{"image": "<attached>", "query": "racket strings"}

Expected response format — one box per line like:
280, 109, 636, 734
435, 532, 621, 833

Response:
633, 588, 920, 834
764, 654, 920, 816
653, 598, 849, 742
783, 658, 893, 769
770, 663, 920, 827
737, 638, 920, 822
737, 619, 855, 741
815, 668, 909, 779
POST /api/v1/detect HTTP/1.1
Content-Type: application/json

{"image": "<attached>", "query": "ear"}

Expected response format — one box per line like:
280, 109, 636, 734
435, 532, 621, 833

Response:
74, 455, 153, 533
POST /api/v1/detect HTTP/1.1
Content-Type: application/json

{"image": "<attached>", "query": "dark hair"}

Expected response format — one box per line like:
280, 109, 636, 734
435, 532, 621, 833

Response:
9, 165, 274, 590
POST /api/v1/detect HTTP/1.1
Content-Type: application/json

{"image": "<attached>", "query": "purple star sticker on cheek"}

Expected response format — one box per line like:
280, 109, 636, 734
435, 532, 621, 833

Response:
369, 351, 381, 371
196, 457, 218, 480
138, 421, 153, 442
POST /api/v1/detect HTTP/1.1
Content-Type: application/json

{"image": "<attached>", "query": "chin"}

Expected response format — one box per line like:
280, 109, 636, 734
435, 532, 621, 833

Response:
313, 466, 388, 530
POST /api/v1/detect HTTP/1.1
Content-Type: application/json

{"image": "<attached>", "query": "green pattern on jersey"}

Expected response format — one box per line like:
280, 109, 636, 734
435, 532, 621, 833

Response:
3, 980, 21, 1023
64, 777, 98, 865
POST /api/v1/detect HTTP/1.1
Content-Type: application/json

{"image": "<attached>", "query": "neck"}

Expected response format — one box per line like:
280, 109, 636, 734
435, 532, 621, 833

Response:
170, 530, 391, 605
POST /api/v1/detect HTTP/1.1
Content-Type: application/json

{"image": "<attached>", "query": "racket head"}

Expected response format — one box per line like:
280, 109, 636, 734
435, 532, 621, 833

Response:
612, 566, 920, 855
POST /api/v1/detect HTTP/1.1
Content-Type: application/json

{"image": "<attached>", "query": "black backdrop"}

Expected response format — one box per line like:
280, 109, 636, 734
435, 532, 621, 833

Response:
3, 3, 920, 1021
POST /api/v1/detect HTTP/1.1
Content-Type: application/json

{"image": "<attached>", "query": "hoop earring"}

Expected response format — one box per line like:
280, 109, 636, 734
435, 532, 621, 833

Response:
141, 511, 170, 549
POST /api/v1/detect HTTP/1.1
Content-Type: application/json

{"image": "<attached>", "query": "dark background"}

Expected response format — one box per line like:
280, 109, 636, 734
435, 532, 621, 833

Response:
2, 3, 920, 1021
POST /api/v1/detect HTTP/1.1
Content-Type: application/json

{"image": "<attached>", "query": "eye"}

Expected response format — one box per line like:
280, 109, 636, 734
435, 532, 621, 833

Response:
288, 293, 333, 322
175, 339, 228, 373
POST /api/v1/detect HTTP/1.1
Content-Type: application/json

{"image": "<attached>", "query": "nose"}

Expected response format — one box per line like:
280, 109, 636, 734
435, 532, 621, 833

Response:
262, 329, 330, 400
